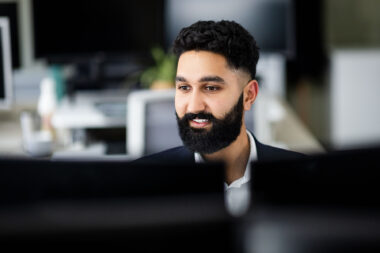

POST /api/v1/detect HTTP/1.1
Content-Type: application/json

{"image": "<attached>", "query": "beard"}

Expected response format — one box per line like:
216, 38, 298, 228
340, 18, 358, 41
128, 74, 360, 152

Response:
176, 92, 244, 154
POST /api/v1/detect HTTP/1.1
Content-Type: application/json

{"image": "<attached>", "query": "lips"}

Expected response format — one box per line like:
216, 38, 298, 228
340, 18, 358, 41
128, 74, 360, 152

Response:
189, 118, 210, 128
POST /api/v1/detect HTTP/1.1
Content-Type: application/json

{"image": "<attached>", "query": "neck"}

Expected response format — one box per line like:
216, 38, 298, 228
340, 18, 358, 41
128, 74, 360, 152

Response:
203, 125, 251, 185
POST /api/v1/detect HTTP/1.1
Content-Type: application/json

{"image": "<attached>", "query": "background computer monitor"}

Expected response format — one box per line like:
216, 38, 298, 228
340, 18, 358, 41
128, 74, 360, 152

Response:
0, 0, 20, 69
0, 17, 12, 110
32, 0, 164, 63
164, 0, 295, 57
32, 0, 165, 92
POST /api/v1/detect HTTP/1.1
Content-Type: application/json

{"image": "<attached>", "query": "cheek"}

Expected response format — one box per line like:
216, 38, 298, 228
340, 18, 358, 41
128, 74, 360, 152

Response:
208, 99, 230, 118
175, 96, 186, 117
208, 91, 241, 118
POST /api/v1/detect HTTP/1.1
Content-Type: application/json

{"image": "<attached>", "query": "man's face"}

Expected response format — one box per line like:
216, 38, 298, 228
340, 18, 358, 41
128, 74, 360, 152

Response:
175, 50, 250, 154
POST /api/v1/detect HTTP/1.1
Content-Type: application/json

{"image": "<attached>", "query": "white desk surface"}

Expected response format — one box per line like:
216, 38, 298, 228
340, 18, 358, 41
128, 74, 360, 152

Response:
52, 90, 128, 129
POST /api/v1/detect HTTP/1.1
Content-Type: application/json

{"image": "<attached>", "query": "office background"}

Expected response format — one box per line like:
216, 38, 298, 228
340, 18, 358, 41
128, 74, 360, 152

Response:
0, 0, 379, 158
1, 0, 380, 250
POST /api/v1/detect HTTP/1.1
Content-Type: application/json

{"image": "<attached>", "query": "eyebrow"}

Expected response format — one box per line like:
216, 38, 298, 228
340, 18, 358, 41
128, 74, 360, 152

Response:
175, 76, 187, 82
175, 75, 226, 84
199, 76, 225, 84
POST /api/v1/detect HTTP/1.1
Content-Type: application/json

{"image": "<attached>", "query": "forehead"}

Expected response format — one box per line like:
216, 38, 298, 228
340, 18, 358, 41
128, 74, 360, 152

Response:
177, 50, 249, 83
177, 51, 229, 75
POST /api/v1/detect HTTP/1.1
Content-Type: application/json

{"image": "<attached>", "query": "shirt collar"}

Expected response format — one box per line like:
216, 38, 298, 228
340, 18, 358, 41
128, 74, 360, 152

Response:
194, 130, 257, 188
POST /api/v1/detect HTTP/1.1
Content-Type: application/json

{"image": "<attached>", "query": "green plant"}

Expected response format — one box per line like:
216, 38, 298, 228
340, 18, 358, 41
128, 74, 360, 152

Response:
140, 47, 177, 89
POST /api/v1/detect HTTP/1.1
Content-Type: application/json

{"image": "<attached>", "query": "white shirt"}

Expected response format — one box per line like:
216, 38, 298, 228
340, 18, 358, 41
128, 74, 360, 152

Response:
194, 130, 257, 216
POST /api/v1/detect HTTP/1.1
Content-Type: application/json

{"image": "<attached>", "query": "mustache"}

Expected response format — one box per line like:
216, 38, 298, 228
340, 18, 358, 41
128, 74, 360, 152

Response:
181, 112, 215, 121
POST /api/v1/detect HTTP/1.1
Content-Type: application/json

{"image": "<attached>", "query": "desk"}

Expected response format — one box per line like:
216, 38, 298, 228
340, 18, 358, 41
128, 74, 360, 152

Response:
52, 90, 128, 129
51, 90, 129, 158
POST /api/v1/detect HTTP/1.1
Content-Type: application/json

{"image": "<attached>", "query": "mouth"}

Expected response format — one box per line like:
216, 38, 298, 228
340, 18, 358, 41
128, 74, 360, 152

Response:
189, 118, 211, 128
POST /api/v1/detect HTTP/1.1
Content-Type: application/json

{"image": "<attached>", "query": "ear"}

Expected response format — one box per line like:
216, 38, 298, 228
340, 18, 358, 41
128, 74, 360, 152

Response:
243, 80, 259, 111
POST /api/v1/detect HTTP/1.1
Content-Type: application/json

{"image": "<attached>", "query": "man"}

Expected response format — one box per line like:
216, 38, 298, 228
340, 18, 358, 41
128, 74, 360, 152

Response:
135, 20, 304, 215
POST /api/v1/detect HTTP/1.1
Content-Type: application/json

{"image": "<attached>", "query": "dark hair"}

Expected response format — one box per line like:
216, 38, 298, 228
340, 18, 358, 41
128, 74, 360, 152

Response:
172, 20, 260, 79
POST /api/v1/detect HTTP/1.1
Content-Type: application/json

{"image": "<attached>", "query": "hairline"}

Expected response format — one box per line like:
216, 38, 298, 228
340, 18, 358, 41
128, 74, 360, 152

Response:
177, 49, 253, 82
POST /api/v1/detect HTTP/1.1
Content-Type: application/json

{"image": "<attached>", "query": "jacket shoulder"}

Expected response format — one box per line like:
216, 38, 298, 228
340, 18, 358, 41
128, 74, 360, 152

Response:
255, 139, 306, 161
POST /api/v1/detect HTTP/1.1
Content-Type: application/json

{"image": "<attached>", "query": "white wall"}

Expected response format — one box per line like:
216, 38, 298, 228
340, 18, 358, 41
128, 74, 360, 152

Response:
330, 49, 380, 149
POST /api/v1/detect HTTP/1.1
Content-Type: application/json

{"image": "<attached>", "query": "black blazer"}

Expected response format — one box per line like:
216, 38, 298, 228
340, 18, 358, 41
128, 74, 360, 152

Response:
133, 136, 305, 164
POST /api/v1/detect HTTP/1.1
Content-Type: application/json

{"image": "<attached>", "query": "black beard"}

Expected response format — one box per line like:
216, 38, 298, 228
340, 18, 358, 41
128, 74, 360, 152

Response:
176, 93, 244, 154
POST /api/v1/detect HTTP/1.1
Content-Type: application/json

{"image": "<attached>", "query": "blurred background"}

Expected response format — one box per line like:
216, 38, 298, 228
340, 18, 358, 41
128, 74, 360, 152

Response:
0, 0, 379, 159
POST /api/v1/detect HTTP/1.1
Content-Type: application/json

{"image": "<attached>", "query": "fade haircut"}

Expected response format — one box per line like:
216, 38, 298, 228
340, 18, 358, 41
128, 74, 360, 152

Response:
172, 20, 260, 79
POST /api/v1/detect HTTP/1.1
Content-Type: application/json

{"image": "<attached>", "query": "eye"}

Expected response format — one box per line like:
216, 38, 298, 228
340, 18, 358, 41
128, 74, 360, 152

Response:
178, 85, 191, 91
205, 86, 220, 91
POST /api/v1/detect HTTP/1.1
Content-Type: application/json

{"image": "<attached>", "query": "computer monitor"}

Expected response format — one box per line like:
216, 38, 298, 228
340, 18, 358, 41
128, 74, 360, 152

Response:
32, 0, 164, 63
0, 1, 20, 69
165, 0, 295, 57
32, 0, 165, 92
243, 147, 380, 253
0, 158, 235, 249
251, 146, 380, 207
0, 17, 12, 110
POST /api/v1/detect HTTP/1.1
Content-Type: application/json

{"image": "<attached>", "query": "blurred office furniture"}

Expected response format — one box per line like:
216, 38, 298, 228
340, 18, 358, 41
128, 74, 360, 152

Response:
127, 89, 178, 158
244, 146, 380, 253
20, 111, 53, 157
0, 107, 24, 155
330, 50, 380, 149
12, 66, 50, 105
256, 54, 287, 99
2, 141, 376, 249
50, 90, 128, 159
255, 53, 322, 154
255, 89, 324, 154
0, 0, 21, 69
0, 16, 21, 155
52, 90, 127, 129
21, 0, 167, 159
250, 53, 322, 154
0, 158, 235, 250
0, 17, 13, 110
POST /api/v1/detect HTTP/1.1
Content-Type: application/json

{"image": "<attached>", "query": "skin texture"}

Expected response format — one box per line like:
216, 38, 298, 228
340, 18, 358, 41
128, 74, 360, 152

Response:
175, 50, 259, 184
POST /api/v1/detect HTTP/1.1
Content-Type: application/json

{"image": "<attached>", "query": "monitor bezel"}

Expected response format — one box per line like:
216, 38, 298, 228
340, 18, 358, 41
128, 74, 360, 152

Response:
0, 17, 13, 110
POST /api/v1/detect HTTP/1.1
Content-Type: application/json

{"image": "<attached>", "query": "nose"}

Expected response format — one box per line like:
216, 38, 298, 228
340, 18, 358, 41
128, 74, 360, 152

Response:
187, 90, 206, 114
